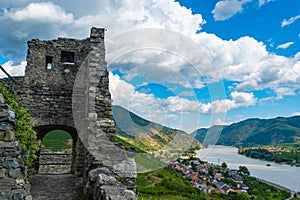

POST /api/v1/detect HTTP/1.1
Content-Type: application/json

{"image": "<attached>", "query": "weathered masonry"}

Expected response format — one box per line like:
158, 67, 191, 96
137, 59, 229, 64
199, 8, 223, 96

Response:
6, 27, 136, 199
0, 94, 31, 200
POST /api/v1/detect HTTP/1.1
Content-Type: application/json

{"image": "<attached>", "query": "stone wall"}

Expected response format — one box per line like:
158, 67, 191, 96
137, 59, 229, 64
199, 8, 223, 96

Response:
0, 94, 32, 200
7, 27, 137, 199
18, 35, 91, 128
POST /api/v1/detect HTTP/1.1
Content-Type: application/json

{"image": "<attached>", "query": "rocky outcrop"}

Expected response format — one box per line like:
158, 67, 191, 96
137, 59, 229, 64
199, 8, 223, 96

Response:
0, 94, 32, 200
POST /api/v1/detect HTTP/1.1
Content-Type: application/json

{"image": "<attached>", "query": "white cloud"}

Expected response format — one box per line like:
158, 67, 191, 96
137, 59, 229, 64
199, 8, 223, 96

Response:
212, 118, 231, 126
196, 32, 300, 96
110, 73, 256, 116
0, 0, 300, 131
212, 0, 251, 21
109, 72, 180, 127
274, 87, 296, 98
231, 91, 256, 105
281, 15, 300, 27
0, 0, 205, 62
276, 42, 294, 49
5, 2, 74, 24
2, 0, 299, 99
207, 91, 256, 114
259, 0, 276, 7
0, 61, 26, 78
178, 91, 195, 97
291, 112, 300, 116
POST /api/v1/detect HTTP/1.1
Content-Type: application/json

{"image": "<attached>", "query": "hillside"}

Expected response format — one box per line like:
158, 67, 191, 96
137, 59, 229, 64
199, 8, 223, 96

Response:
112, 105, 201, 153
192, 116, 300, 147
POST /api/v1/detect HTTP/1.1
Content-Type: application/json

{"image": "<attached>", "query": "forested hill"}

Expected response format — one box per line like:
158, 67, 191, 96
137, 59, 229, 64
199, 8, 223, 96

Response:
192, 116, 300, 147
112, 105, 201, 152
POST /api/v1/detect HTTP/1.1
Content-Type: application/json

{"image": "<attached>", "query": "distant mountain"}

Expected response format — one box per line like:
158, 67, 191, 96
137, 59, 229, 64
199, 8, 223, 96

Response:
192, 116, 300, 147
112, 105, 201, 152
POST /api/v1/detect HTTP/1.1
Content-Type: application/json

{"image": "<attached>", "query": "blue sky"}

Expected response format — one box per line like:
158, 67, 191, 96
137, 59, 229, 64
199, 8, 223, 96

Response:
0, 0, 299, 133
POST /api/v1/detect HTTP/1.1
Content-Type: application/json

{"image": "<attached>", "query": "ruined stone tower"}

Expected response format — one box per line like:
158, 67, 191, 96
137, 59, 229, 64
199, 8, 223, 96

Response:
13, 28, 136, 199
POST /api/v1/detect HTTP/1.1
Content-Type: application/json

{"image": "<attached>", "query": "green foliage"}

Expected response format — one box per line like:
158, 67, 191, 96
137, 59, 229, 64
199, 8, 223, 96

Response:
115, 135, 146, 153
182, 146, 201, 157
240, 146, 300, 166
137, 166, 208, 200
242, 175, 290, 200
239, 166, 250, 176
221, 162, 228, 169
0, 83, 40, 167
42, 130, 72, 152
210, 192, 250, 200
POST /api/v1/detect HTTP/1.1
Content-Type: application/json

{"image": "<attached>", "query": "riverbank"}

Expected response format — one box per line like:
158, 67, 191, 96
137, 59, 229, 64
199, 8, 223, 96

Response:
197, 145, 300, 192
238, 146, 300, 167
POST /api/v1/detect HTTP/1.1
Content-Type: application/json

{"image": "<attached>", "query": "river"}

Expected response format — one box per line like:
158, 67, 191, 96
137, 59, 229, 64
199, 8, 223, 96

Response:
196, 145, 300, 192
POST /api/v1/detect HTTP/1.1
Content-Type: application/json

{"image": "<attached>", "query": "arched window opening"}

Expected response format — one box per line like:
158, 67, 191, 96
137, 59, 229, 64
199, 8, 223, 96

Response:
39, 130, 73, 174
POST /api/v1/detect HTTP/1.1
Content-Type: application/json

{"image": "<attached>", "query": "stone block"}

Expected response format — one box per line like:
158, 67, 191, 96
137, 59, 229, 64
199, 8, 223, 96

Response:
0, 94, 5, 103
113, 159, 137, 179
0, 141, 16, 148
8, 168, 22, 179
89, 167, 112, 182
0, 130, 15, 142
0, 179, 16, 190
0, 168, 7, 179
97, 173, 117, 185
0, 123, 14, 131
8, 161, 19, 169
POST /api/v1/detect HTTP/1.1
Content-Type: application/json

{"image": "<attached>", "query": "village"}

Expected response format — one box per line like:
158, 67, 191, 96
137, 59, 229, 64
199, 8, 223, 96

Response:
168, 156, 250, 195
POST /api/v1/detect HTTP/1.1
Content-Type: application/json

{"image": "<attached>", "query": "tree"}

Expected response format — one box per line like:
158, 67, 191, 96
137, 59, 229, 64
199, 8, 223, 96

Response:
221, 162, 228, 169
239, 166, 250, 175
208, 166, 214, 176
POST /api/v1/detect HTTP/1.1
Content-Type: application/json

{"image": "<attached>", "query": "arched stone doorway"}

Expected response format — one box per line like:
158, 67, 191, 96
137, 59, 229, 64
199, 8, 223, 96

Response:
34, 125, 80, 175
39, 129, 72, 174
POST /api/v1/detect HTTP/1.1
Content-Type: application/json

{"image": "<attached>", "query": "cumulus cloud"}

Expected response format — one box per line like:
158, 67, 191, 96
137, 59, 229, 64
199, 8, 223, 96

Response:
5, 2, 74, 24
2, 0, 299, 99
0, 0, 300, 130
281, 14, 300, 27
259, 0, 276, 7
0, 0, 205, 63
274, 87, 296, 98
196, 32, 300, 96
276, 42, 294, 49
0, 61, 26, 78
207, 91, 256, 114
0, 2, 75, 62
110, 73, 174, 121
212, 118, 231, 126
212, 0, 251, 21
291, 112, 300, 116
110, 73, 256, 117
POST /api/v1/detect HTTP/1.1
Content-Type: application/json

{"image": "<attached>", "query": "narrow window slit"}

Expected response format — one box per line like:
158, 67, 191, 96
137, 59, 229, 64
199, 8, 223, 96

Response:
46, 56, 53, 70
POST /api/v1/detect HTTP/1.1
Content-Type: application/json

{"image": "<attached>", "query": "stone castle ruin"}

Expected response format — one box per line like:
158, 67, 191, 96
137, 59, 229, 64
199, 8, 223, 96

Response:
1, 27, 136, 199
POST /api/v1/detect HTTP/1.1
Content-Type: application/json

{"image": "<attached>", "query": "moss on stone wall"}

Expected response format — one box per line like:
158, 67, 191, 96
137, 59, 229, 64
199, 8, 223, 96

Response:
0, 82, 40, 168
